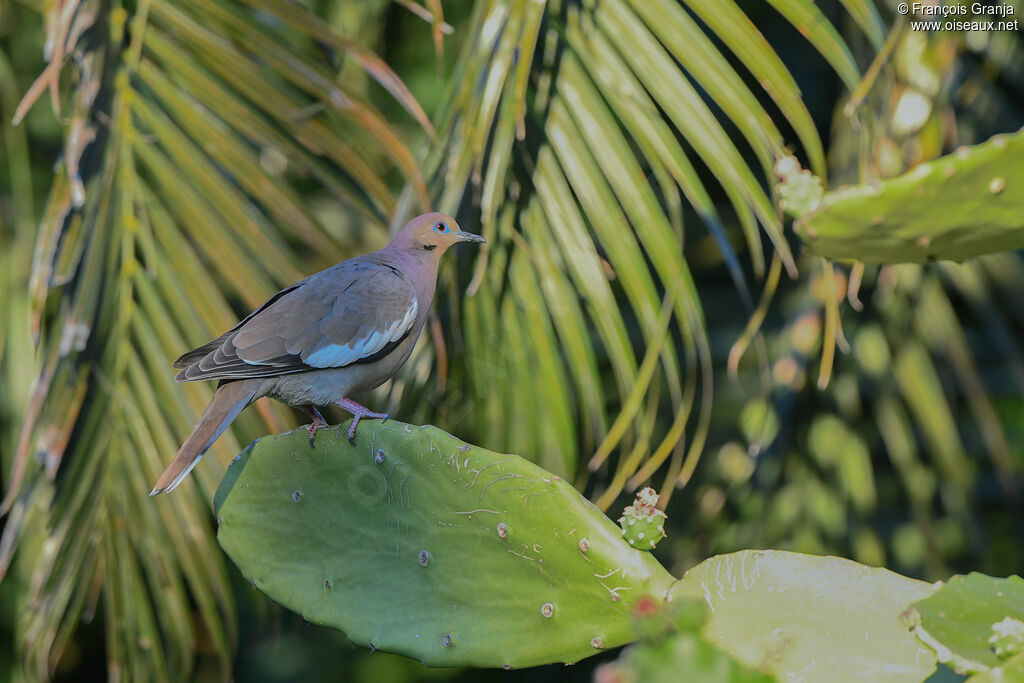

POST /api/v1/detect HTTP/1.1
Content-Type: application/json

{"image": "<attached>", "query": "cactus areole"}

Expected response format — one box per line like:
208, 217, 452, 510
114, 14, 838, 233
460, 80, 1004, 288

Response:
214, 422, 676, 668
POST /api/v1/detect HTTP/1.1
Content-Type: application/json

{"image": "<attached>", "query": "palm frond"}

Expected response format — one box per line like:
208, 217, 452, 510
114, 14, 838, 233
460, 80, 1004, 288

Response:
3, 0, 429, 676
415, 0, 876, 508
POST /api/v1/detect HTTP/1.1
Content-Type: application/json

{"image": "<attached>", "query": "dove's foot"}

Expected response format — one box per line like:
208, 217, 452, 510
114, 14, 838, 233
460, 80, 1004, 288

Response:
337, 397, 389, 443
305, 406, 329, 446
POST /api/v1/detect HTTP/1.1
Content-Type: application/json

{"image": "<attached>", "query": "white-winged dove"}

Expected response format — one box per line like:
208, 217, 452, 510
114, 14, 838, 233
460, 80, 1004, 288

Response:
151, 212, 484, 495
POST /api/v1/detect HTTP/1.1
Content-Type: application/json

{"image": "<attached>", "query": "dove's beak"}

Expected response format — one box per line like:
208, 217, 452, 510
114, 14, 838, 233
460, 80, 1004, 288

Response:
457, 232, 486, 244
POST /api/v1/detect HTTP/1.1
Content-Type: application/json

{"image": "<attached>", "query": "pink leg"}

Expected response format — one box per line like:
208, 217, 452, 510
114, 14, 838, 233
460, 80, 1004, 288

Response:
336, 397, 388, 443
305, 406, 328, 445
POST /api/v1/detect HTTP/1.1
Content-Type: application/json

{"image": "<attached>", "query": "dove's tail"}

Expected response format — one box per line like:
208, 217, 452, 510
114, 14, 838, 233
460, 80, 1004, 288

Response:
150, 380, 257, 495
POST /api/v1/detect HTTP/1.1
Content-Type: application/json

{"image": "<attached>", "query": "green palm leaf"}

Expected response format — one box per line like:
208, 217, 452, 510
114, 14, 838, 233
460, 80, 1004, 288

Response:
422, 0, 875, 508
2, 0, 429, 677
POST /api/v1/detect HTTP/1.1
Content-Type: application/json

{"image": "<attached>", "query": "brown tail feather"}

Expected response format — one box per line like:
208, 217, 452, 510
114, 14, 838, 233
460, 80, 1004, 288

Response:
150, 380, 258, 495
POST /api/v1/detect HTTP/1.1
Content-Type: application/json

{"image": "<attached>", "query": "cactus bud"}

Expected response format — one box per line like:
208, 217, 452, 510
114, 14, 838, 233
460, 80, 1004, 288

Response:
617, 487, 667, 550
775, 155, 824, 217
989, 617, 1024, 660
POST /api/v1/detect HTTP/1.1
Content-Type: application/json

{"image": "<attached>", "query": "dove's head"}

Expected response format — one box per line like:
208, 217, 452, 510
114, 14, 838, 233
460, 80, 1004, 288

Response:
391, 212, 485, 257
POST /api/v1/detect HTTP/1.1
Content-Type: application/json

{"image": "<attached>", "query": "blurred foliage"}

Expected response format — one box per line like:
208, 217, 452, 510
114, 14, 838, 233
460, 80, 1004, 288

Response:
676, 6, 1024, 592
0, 0, 1021, 680
595, 599, 776, 683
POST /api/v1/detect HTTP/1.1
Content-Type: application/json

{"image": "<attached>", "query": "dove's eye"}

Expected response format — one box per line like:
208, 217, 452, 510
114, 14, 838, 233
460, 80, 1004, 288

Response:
434, 221, 449, 233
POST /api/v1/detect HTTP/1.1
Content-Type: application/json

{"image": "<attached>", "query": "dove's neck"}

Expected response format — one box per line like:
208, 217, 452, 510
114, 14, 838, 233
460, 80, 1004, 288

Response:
376, 244, 441, 313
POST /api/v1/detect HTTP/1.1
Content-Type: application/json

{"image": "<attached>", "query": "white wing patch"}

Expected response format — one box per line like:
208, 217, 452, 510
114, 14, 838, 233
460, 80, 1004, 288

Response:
304, 299, 418, 368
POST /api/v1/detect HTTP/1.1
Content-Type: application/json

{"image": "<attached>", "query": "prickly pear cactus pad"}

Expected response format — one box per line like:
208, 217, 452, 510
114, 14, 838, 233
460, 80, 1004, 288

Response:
214, 423, 676, 668
902, 573, 1024, 676
794, 130, 1024, 263
618, 487, 667, 550
669, 550, 939, 683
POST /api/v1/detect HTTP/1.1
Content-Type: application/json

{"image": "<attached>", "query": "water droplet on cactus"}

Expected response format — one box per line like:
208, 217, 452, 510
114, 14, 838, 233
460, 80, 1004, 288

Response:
418, 550, 432, 567
374, 449, 385, 464
324, 579, 331, 589
291, 490, 302, 503
541, 602, 554, 618
442, 633, 453, 648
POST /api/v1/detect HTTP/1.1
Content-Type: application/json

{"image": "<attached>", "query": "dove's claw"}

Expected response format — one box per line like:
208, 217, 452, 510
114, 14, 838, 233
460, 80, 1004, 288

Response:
337, 398, 388, 444
305, 406, 329, 446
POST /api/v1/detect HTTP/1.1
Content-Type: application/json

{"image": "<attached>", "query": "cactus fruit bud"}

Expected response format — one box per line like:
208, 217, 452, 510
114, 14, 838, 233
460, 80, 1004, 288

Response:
989, 617, 1024, 660
617, 487, 667, 550
775, 155, 824, 217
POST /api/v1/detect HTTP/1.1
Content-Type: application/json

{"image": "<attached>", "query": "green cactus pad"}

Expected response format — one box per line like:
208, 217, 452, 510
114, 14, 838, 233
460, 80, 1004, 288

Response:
902, 573, 1024, 675
669, 550, 938, 683
794, 130, 1024, 263
214, 422, 676, 668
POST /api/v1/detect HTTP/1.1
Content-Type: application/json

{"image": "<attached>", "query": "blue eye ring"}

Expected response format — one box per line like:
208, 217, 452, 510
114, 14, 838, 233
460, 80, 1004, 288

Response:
434, 220, 449, 233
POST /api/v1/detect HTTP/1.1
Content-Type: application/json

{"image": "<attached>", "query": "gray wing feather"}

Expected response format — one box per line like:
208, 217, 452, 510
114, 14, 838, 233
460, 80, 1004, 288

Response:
175, 261, 418, 383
